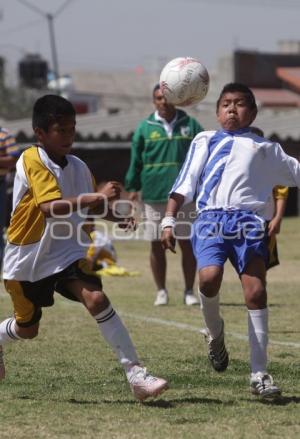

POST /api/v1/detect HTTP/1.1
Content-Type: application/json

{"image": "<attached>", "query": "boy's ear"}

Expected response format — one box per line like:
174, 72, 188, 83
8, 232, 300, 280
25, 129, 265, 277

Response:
34, 127, 44, 142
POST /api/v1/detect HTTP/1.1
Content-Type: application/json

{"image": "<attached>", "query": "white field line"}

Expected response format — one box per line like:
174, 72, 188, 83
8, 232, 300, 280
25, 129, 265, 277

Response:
121, 312, 300, 349
0, 292, 298, 349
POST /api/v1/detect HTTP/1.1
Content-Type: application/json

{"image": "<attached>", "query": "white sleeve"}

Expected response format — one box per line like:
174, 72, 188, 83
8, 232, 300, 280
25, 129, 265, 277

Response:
268, 143, 300, 187
170, 133, 209, 204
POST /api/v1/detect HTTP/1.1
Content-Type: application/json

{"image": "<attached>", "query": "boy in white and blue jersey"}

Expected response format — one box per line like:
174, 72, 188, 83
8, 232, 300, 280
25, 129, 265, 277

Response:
161, 83, 300, 398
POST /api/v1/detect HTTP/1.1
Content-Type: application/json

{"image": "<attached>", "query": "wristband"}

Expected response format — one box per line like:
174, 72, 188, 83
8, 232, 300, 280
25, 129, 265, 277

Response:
161, 216, 176, 230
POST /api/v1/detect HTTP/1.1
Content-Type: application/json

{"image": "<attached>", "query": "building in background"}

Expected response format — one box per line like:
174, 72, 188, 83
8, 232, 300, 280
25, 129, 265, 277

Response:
1, 42, 300, 214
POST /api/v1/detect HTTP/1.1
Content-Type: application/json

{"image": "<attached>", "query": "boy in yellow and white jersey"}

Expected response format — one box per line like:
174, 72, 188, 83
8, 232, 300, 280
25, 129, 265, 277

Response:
249, 128, 288, 269
0, 127, 21, 271
0, 94, 168, 401
267, 185, 288, 268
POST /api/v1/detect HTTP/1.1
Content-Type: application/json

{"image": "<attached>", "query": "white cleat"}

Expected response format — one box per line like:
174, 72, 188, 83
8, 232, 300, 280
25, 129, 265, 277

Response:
154, 289, 168, 306
128, 365, 169, 401
250, 372, 281, 399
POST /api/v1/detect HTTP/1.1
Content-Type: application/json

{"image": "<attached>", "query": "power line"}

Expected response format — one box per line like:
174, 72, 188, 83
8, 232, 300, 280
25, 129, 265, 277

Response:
0, 17, 43, 36
53, 0, 74, 18
181, 0, 300, 8
16, 0, 74, 18
16, 0, 47, 17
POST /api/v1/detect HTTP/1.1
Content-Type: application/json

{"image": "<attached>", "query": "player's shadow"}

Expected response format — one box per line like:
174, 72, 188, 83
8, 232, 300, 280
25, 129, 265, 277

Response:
143, 396, 228, 408
18, 396, 141, 405
68, 398, 138, 405
67, 396, 227, 408
250, 395, 300, 406
64, 396, 229, 408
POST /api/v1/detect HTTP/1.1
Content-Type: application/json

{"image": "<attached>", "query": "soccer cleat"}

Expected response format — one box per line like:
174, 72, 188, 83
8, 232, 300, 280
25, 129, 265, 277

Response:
203, 319, 229, 372
0, 345, 5, 380
184, 290, 200, 306
128, 365, 169, 401
250, 372, 281, 399
154, 289, 168, 306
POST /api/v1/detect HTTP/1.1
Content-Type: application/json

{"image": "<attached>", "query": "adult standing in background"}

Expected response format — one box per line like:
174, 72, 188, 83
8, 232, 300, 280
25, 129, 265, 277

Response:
125, 84, 204, 306
0, 127, 21, 273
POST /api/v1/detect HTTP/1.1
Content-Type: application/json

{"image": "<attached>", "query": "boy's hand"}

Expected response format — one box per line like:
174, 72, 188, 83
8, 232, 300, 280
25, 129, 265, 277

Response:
161, 228, 176, 253
118, 216, 137, 232
128, 191, 139, 202
99, 181, 121, 201
268, 217, 282, 236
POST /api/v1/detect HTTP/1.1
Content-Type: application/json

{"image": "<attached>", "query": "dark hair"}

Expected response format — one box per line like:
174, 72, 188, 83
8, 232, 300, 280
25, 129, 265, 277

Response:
32, 94, 75, 131
250, 126, 264, 137
152, 83, 160, 97
216, 83, 257, 111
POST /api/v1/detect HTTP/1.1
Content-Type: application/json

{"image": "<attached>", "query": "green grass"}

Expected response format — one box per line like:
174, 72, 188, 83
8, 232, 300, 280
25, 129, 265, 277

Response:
0, 218, 300, 438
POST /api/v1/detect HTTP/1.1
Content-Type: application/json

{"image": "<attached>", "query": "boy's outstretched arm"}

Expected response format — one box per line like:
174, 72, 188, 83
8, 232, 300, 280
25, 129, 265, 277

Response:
161, 193, 185, 254
39, 181, 122, 217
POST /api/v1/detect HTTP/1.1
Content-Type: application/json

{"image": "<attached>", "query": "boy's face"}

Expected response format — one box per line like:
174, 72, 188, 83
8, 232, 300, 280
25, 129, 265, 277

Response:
217, 92, 257, 131
153, 88, 176, 122
35, 115, 76, 163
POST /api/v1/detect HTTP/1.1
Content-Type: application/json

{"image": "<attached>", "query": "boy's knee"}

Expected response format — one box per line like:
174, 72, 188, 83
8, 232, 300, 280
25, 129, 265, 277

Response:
244, 285, 267, 309
87, 291, 110, 315
199, 279, 218, 296
199, 267, 223, 296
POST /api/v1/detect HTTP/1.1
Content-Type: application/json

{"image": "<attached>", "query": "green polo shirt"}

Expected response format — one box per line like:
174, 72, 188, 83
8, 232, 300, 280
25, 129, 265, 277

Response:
125, 110, 203, 203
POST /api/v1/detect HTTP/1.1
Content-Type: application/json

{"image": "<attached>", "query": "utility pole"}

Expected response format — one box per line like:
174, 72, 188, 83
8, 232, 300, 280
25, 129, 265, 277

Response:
47, 12, 60, 82
16, 0, 73, 92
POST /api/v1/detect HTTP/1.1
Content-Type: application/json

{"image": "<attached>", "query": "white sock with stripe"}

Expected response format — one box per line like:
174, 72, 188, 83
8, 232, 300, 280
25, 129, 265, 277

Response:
0, 317, 22, 344
199, 291, 223, 339
94, 305, 139, 372
248, 308, 268, 374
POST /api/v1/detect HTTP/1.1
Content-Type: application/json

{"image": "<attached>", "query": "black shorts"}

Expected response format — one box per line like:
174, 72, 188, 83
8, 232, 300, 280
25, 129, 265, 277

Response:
265, 220, 280, 270
267, 234, 279, 269
5, 259, 102, 327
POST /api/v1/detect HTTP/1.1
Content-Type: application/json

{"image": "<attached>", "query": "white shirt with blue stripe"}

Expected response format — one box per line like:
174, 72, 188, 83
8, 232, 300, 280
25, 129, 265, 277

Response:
171, 128, 300, 220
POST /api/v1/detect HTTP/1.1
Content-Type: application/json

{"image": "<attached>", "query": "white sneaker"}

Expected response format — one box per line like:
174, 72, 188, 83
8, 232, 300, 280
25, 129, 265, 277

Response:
154, 289, 168, 306
0, 345, 5, 380
250, 372, 281, 399
127, 365, 169, 401
184, 290, 200, 306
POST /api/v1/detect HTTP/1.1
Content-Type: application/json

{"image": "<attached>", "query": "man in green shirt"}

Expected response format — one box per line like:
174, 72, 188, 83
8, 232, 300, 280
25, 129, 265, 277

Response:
125, 84, 204, 306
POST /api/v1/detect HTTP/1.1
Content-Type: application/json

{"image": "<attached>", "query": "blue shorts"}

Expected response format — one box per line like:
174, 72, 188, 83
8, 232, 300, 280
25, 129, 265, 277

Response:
191, 210, 268, 274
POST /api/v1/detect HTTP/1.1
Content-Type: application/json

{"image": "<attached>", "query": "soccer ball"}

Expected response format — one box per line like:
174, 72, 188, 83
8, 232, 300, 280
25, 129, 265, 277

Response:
159, 57, 209, 106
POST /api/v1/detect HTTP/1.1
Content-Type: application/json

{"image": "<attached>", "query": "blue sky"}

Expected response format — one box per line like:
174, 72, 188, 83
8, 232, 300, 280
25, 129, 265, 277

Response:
0, 0, 299, 77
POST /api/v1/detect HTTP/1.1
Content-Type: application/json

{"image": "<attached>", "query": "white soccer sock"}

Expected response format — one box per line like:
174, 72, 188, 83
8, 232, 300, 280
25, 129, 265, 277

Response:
199, 290, 223, 339
0, 317, 22, 344
248, 308, 268, 374
94, 305, 139, 372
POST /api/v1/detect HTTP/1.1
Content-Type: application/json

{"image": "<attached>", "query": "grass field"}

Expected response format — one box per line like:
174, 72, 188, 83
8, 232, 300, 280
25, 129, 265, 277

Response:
0, 218, 300, 439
